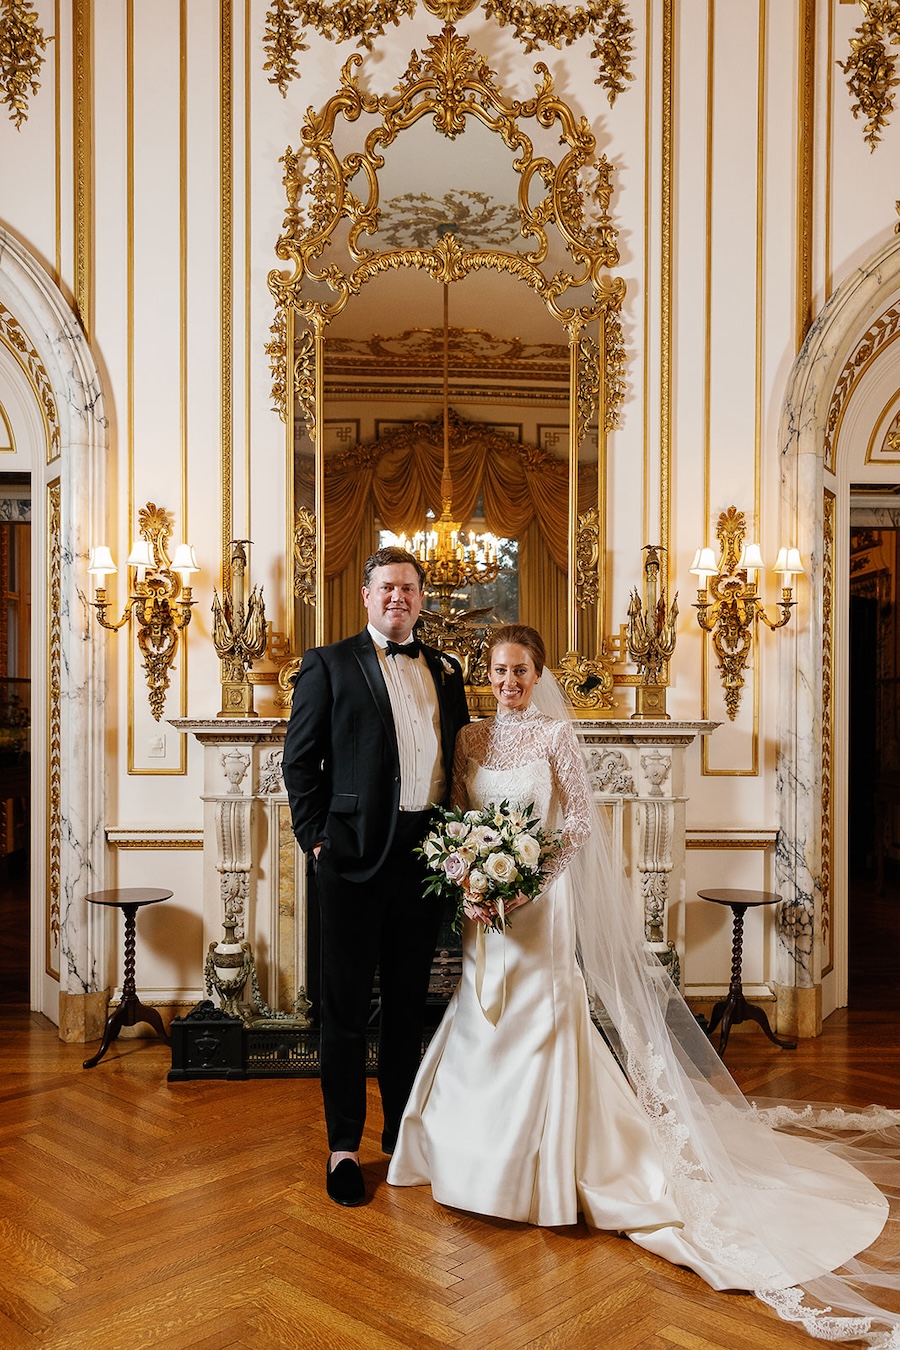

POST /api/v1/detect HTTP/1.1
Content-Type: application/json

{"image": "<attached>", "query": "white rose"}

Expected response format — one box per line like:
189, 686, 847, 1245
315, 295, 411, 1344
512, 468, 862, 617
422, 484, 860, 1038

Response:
513, 833, 541, 868
467, 868, 489, 895
483, 852, 519, 886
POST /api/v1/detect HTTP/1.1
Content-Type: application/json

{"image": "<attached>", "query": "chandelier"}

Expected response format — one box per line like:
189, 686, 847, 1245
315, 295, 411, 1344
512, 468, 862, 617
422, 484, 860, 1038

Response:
399, 277, 500, 617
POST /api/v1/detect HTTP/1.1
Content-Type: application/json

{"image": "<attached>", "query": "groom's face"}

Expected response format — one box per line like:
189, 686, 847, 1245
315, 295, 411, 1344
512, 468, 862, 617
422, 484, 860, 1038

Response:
362, 563, 424, 642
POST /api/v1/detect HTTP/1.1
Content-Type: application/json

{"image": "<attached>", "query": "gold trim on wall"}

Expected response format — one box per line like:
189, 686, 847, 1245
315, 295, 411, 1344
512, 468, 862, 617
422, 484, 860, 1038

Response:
825, 306, 900, 473
796, 0, 815, 351
73, 0, 93, 341
0, 317, 60, 461
821, 487, 835, 970
221, 0, 234, 587
47, 478, 61, 981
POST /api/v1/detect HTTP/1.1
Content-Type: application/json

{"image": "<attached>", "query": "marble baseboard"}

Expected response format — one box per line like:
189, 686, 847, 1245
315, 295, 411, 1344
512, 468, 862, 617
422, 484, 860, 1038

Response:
775, 982, 822, 1039
58, 989, 110, 1043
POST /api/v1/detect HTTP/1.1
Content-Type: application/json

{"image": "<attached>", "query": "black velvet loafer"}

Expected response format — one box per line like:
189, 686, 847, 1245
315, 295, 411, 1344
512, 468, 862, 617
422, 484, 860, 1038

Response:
326, 1157, 367, 1207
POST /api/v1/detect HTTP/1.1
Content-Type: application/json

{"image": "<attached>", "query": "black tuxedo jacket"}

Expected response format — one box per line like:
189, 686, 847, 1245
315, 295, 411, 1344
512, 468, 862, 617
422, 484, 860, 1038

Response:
282, 628, 470, 883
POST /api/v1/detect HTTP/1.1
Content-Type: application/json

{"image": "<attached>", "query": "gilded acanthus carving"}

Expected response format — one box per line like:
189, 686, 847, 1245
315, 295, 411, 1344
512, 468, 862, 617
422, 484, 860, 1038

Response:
262, 0, 633, 104
0, 0, 50, 128
839, 0, 900, 151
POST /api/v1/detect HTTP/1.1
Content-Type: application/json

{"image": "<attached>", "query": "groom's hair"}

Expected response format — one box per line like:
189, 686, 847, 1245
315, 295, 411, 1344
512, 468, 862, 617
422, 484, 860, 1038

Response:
487, 624, 546, 675
363, 546, 426, 590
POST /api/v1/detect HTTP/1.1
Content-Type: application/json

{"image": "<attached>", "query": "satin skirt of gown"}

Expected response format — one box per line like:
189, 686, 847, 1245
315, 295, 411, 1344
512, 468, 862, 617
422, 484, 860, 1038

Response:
387, 760, 888, 1294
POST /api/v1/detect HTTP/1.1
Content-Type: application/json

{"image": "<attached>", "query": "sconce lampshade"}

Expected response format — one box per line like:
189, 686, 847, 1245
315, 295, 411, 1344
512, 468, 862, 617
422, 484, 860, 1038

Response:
773, 546, 804, 579
126, 539, 155, 569
171, 543, 200, 577
87, 545, 117, 576
738, 542, 765, 572
689, 547, 718, 580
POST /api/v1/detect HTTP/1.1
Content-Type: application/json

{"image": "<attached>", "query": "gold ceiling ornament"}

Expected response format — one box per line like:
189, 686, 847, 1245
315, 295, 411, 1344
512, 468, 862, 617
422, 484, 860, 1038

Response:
839, 0, 900, 151
262, 0, 633, 104
690, 507, 803, 722
0, 0, 51, 128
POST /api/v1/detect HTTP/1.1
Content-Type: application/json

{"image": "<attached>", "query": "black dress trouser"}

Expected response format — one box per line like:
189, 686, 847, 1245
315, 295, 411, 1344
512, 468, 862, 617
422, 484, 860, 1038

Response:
315, 809, 445, 1152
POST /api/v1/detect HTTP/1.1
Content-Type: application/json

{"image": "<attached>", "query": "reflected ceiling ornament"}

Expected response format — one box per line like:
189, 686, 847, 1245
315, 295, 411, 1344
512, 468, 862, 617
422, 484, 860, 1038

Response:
379, 190, 520, 249
262, 0, 633, 102
839, 0, 900, 150
0, 0, 50, 128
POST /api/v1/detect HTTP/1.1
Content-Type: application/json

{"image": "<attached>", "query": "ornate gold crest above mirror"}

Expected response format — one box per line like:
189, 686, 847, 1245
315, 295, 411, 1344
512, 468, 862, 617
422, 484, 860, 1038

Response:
268, 18, 630, 712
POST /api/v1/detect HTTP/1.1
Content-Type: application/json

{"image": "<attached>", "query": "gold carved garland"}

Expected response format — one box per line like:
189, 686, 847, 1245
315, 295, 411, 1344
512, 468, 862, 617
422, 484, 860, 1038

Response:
839, 0, 900, 151
0, 0, 51, 128
263, 0, 633, 105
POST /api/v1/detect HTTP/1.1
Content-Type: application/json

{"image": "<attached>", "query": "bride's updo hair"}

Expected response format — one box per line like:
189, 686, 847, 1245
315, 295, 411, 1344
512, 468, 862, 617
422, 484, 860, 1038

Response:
486, 624, 546, 676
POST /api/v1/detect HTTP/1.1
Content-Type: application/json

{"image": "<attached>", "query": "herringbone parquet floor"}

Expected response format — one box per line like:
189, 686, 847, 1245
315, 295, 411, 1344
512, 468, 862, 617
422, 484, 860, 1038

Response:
2, 1006, 900, 1349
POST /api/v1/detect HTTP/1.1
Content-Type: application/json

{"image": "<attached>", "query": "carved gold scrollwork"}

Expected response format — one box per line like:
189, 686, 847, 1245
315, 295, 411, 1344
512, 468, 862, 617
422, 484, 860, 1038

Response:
557, 649, 616, 711
262, 0, 634, 105
576, 507, 600, 608
839, 1, 900, 151
293, 506, 316, 604
0, 0, 51, 128
270, 19, 625, 707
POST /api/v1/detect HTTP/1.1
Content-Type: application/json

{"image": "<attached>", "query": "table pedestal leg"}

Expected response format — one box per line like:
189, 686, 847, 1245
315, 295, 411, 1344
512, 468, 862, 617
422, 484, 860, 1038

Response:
83, 904, 170, 1069
706, 904, 797, 1056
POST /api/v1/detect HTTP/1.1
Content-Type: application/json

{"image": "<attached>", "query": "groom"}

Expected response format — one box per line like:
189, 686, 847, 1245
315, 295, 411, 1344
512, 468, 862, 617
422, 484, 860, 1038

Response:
282, 545, 469, 1206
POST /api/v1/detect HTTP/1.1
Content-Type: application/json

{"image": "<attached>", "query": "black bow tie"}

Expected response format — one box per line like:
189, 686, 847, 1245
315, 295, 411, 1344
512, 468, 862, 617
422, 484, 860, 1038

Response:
386, 639, 420, 658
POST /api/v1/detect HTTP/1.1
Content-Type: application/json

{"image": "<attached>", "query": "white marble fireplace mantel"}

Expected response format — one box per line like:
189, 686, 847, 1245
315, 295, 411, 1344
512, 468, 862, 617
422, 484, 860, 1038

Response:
171, 717, 718, 1010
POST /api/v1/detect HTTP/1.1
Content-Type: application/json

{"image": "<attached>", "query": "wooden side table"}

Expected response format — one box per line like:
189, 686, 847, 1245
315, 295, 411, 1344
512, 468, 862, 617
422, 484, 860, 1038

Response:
698, 888, 797, 1057
82, 887, 172, 1068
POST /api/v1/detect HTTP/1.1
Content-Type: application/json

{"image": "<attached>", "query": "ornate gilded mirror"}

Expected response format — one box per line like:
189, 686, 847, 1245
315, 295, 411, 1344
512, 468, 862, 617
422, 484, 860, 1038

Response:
268, 14, 626, 710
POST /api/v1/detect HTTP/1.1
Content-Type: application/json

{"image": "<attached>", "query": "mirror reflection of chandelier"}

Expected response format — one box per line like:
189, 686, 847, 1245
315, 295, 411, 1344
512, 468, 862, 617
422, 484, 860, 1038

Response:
399, 277, 500, 618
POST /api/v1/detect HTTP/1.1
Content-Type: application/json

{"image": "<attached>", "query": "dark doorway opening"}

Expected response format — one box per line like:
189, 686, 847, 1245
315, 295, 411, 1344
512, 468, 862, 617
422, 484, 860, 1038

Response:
0, 473, 30, 1007
848, 523, 900, 1010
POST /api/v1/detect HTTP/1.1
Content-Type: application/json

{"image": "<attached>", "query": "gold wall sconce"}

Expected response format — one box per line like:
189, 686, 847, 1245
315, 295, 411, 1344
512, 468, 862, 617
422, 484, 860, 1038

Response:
690, 506, 803, 720
87, 502, 199, 721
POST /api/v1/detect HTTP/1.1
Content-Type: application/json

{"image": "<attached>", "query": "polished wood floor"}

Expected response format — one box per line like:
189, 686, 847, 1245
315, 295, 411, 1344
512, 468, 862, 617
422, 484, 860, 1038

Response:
2, 853, 900, 1347
2, 1007, 900, 1347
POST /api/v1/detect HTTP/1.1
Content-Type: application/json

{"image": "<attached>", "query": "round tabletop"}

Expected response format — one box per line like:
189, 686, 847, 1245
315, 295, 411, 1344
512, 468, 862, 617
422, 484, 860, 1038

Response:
697, 888, 781, 909
84, 888, 173, 909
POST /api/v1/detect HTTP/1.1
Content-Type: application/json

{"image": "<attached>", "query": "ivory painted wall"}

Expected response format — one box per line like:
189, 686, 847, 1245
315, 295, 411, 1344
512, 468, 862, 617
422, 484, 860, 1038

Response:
2, 0, 899, 1028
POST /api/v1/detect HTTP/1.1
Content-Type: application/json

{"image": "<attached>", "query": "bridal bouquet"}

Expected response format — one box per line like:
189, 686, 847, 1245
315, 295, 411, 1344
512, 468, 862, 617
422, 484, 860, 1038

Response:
418, 800, 563, 933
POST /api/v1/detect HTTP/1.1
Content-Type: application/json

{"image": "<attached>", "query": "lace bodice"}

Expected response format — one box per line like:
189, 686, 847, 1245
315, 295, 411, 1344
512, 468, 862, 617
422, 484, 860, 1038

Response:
451, 706, 593, 878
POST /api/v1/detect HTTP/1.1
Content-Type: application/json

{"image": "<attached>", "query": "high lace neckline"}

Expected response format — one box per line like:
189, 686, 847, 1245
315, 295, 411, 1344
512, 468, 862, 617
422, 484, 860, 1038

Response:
494, 703, 541, 722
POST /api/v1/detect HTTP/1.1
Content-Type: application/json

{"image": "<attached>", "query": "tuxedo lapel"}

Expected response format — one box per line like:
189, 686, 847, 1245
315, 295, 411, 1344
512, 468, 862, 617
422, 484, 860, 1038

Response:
422, 646, 459, 776
351, 630, 398, 753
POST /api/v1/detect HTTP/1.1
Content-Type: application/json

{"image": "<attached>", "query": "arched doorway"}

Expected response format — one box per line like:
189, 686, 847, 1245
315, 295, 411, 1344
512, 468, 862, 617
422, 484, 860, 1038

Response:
779, 233, 900, 1028
0, 227, 109, 1033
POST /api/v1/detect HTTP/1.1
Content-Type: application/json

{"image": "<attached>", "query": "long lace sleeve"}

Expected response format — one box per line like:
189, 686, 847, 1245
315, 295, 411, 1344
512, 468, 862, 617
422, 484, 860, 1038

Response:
449, 721, 484, 811
544, 718, 593, 885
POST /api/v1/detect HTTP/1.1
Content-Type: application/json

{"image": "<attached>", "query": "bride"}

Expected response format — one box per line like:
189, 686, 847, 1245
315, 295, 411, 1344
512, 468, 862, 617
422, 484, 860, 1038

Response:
388, 624, 900, 1346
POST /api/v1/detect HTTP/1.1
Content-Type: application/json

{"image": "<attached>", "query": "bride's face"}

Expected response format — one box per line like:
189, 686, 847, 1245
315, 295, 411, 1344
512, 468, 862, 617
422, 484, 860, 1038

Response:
488, 643, 540, 712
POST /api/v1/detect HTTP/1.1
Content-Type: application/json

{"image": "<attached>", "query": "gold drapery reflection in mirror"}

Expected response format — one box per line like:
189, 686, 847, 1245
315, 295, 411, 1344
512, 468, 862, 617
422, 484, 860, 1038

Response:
268, 20, 626, 709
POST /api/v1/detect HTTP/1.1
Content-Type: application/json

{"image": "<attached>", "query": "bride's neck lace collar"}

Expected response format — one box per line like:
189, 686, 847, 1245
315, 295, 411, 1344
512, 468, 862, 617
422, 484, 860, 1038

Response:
494, 704, 540, 722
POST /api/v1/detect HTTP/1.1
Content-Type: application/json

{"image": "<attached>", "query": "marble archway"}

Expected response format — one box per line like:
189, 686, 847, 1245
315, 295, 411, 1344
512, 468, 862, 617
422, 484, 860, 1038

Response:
0, 227, 111, 1036
778, 232, 900, 1034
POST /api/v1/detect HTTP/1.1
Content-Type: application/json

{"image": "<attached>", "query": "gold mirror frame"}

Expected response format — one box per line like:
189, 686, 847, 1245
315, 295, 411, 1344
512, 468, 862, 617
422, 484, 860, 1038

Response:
268, 20, 627, 710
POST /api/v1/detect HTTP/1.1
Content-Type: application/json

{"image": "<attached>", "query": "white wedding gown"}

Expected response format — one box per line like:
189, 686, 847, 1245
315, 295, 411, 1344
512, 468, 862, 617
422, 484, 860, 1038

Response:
388, 707, 890, 1304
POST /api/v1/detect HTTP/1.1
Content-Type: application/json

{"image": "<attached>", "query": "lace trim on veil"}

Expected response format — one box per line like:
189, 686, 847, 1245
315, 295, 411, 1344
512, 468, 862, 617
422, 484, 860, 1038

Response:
528, 670, 900, 1347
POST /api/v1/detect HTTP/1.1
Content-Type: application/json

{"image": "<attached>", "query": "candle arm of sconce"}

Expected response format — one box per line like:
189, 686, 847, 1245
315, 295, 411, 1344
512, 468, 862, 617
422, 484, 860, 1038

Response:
92, 588, 136, 632
755, 587, 796, 631
693, 589, 716, 632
